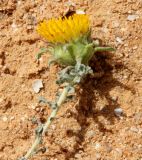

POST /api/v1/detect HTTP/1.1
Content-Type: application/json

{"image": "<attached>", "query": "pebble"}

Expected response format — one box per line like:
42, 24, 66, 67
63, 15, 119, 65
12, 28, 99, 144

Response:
94, 142, 101, 150
76, 10, 85, 15
111, 96, 118, 101
27, 25, 33, 30
17, 0, 21, 6
32, 79, 43, 93
31, 105, 36, 110
116, 37, 123, 44
2, 116, 8, 122
127, 15, 139, 21
29, 104, 37, 110
11, 22, 18, 31
132, 46, 138, 50
130, 126, 139, 133
10, 116, 15, 121
75, 153, 82, 159
114, 108, 123, 117
35, 107, 40, 112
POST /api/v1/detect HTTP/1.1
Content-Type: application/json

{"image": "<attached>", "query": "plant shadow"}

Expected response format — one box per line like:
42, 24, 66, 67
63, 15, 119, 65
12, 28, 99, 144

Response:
60, 51, 135, 159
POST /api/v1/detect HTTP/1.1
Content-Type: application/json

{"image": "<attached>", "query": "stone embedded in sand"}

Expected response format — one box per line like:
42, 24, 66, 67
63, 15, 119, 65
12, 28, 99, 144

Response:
127, 15, 139, 21
2, 116, 8, 122
32, 79, 43, 93
116, 37, 123, 44
76, 9, 85, 15
114, 108, 123, 116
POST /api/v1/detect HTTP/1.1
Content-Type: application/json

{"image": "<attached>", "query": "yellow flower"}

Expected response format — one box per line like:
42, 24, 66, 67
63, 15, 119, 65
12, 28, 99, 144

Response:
37, 14, 90, 43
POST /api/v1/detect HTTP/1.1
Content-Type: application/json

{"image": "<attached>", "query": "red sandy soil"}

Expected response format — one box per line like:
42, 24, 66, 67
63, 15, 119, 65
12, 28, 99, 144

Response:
0, 0, 142, 160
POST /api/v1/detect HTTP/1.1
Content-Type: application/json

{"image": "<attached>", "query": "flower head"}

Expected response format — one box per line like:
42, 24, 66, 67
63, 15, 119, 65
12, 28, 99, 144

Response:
37, 14, 90, 44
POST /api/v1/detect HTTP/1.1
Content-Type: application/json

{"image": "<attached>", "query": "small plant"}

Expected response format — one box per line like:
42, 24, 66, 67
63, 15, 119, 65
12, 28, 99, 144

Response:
19, 14, 114, 160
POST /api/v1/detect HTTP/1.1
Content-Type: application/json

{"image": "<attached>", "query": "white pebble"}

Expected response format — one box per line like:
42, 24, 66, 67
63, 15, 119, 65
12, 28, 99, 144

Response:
17, 0, 21, 5
32, 79, 43, 93
94, 142, 101, 150
76, 10, 85, 15
2, 116, 8, 122
116, 37, 123, 44
114, 108, 123, 116
127, 15, 139, 21
133, 46, 138, 50
130, 127, 139, 133
10, 116, 15, 121
11, 23, 18, 31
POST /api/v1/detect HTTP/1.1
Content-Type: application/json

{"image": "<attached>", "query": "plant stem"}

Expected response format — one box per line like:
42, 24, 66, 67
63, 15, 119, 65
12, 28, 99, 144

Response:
94, 47, 115, 52
23, 86, 69, 160
43, 86, 69, 134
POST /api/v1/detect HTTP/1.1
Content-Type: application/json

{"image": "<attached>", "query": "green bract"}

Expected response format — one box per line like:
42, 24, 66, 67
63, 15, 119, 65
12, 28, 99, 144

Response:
50, 34, 94, 66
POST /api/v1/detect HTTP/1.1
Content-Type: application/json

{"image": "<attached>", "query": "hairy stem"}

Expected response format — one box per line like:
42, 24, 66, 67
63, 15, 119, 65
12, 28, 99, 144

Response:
94, 46, 115, 52
22, 86, 70, 160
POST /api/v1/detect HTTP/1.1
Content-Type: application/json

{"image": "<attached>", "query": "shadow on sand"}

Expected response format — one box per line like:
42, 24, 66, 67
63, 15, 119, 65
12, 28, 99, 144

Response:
60, 51, 134, 159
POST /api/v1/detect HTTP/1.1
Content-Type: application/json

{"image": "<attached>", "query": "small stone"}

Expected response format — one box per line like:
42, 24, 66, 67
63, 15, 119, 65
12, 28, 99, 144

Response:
31, 105, 36, 110
114, 108, 123, 116
123, 75, 128, 79
2, 116, 8, 122
76, 9, 85, 15
10, 116, 15, 121
133, 46, 138, 50
75, 153, 82, 159
94, 142, 101, 150
111, 96, 118, 101
128, 10, 132, 14
130, 126, 139, 133
11, 22, 18, 31
17, 0, 21, 5
124, 43, 128, 47
116, 37, 123, 44
11, 23, 17, 28
35, 107, 40, 112
27, 25, 33, 30
32, 79, 43, 93
29, 104, 37, 110
127, 15, 139, 21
